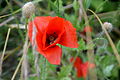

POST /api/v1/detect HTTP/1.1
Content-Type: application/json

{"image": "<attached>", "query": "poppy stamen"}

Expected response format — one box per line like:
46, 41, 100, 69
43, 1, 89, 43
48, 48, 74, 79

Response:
49, 36, 55, 42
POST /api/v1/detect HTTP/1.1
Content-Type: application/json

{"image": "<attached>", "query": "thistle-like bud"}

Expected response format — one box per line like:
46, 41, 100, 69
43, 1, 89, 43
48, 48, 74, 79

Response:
103, 22, 113, 31
22, 2, 35, 18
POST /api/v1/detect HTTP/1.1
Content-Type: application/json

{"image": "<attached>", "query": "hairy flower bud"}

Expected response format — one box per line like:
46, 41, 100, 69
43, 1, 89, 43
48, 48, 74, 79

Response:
103, 22, 113, 31
22, 2, 35, 18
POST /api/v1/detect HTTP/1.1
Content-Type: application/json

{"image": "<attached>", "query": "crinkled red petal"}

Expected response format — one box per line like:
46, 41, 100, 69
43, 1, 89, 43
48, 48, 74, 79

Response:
34, 16, 54, 33
44, 46, 62, 65
59, 20, 78, 48
36, 32, 43, 53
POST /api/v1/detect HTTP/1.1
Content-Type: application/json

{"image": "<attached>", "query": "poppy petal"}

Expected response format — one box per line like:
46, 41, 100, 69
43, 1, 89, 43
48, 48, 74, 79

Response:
59, 21, 78, 48
77, 68, 83, 78
74, 57, 83, 68
36, 32, 62, 65
44, 46, 62, 65
45, 17, 65, 34
81, 62, 95, 79
70, 57, 83, 69
42, 17, 65, 49
81, 64, 88, 79
28, 21, 33, 42
34, 16, 54, 33
36, 32, 43, 53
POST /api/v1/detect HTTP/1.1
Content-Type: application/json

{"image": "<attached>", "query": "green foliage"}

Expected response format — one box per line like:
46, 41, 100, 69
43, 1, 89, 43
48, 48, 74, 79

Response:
103, 64, 114, 77
28, 76, 39, 80
83, 0, 91, 9
91, 0, 105, 12
1, 0, 120, 80
78, 39, 86, 51
73, 0, 79, 16
95, 54, 117, 79
39, 56, 48, 80
77, 78, 84, 80
57, 64, 72, 80
55, 0, 64, 13
49, 0, 64, 17
60, 77, 71, 80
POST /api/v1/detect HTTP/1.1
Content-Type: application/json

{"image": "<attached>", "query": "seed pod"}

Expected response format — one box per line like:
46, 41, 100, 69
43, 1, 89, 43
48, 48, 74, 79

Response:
103, 22, 113, 31
22, 2, 35, 18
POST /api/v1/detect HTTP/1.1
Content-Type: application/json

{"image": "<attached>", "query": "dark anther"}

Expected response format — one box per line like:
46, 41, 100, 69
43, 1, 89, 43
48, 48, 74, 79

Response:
49, 36, 55, 42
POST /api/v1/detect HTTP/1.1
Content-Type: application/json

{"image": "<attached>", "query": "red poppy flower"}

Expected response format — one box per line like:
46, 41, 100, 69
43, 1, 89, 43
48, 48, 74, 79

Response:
70, 57, 95, 79
28, 16, 78, 65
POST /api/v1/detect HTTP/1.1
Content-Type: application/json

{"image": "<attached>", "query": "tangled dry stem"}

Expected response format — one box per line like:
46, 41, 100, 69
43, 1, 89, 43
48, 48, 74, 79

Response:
78, 0, 97, 80
21, 33, 29, 80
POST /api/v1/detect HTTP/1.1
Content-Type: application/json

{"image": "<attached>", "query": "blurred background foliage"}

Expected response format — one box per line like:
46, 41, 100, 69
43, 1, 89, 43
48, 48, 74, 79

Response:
0, 0, 120, 80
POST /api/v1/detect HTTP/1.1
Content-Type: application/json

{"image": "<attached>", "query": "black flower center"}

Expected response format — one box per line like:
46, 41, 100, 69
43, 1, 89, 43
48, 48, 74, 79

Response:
49, 36, 55, 42
46, 32, 58, 46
